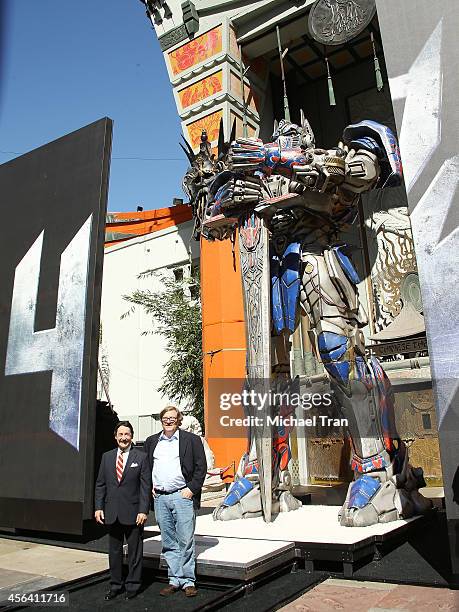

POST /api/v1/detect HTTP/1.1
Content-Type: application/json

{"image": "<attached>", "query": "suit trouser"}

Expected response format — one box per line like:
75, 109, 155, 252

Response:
108, 520, 143, 592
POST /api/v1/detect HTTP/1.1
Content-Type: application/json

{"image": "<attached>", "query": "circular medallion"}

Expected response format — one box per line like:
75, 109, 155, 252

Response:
400, 273, 423, 313
308, 0, 376, 46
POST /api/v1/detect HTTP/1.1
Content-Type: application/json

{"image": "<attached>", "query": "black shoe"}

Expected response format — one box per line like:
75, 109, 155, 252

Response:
124, 591, 138, 600
104, 590, 120, 601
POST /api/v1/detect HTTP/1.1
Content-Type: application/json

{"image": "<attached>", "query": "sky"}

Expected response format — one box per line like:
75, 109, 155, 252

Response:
0, 0, 189, 212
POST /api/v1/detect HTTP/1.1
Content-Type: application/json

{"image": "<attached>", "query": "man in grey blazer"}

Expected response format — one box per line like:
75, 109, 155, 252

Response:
95, 421, 151, 601
144, 406, 206, 598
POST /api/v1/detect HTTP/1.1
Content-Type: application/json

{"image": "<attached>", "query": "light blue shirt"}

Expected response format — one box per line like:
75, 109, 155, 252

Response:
152, 430, 186, 492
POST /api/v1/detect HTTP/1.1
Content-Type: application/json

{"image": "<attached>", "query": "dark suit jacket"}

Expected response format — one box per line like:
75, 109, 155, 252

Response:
144, 429, 207, 510
95, 447, 151, 525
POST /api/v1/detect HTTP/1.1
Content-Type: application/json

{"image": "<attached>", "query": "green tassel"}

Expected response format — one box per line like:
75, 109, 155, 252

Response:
327, 76, 336, 105
371, 32, 384, 91
374, 56, 383, 91
326, 57, 336, 106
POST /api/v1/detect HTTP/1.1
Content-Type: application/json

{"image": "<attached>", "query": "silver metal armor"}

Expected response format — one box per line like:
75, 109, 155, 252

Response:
183, 113, 431, 526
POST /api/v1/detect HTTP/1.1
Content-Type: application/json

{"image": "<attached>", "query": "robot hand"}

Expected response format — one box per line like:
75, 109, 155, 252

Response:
209, 172, 264, 216
291, 164, 322, 189
292, 151, 346, 193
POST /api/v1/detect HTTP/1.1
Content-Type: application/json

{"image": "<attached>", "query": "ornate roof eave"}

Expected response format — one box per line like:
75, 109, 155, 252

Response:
193, 0, 267, 13
171, 53, 240, 87
180, 92, 260, 123
234, 0, 313, 45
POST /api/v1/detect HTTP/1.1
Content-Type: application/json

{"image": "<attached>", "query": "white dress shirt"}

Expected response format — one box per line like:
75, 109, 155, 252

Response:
152, 430, 186, 492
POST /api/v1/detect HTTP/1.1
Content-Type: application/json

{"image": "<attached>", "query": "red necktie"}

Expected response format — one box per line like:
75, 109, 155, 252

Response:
116, 452, 124, 483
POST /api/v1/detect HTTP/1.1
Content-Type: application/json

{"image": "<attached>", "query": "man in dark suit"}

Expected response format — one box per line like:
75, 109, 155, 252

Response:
95, 420, 151, 601
144, 406, 206, 598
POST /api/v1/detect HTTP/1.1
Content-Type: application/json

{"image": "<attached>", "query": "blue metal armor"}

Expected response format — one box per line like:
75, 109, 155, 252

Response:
182, 113, 431, 526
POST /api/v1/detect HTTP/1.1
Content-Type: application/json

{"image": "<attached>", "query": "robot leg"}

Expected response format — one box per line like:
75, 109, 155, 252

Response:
301, 246, 431, 527
213, 446, 263, 520
336, 357, 432, 526
213, 338, 302, 521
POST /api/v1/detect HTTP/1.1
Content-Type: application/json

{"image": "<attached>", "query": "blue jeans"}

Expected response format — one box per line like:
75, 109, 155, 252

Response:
154, 491, 196, 588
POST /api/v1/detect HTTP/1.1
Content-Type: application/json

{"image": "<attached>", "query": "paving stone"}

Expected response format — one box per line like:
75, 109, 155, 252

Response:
0, 539, 39, 557
0, 538, 107, 583
279, 579, 459, 612
0, 568, 43, 589
378, 584, 459, 611
279, 581, 391, 611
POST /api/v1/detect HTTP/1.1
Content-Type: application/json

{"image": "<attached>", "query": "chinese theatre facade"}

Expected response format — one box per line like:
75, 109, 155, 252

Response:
138, 1, 456, 526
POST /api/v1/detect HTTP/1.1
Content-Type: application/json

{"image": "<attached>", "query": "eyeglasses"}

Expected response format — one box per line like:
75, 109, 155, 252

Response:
162, 418, 177, 424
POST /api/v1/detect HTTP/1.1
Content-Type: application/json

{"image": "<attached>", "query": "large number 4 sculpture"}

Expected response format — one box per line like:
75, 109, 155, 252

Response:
5, 216, 92, 450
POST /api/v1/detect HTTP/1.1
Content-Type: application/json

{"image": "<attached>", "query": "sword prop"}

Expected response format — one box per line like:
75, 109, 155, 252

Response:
238, 212, 273, 522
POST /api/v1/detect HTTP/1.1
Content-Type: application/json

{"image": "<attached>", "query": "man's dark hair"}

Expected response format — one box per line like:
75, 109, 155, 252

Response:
114, 420, 134, 436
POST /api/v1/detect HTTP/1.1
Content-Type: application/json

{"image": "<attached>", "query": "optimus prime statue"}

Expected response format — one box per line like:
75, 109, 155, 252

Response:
181, 114, 431, 527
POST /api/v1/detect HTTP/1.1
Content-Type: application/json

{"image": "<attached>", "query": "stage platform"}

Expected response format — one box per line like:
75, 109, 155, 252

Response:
143, 506, 423, 579
140, 535, 296, 581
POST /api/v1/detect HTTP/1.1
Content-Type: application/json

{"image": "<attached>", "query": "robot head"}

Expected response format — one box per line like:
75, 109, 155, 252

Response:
181, 132, 209, 192
181, 130, 224, 238
272, 109, 315, 148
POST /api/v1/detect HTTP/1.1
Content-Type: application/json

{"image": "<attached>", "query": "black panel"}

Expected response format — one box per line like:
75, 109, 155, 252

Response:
0, 118, 112, 533
0, 499, 84, 535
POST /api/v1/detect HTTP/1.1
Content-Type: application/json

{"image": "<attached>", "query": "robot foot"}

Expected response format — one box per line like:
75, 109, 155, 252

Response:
212, 478, 302, 521
279, 490, 302, 513
212, 480, 263, 521
339, 466, 432, 527
212, 502, 263, 521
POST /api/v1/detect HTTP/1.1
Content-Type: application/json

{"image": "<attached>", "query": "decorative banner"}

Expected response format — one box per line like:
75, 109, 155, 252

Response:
169, 26, 222, 76
186, 110, 223, 149
308, 0, 376, 45
179, 71, 223, 109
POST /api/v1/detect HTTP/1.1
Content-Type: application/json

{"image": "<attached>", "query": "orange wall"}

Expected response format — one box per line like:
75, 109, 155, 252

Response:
105, 205, 192, 246
201, 235, 247, 475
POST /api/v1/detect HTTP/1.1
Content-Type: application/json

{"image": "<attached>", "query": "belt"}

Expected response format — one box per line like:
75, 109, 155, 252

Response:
154, 487, 185, 496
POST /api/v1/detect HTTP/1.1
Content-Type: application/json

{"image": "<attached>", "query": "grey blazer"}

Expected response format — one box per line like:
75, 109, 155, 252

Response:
144, 429, 207, 510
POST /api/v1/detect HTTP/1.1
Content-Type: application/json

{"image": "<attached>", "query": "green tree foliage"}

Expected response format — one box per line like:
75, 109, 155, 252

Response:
122, 271, 204, 428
